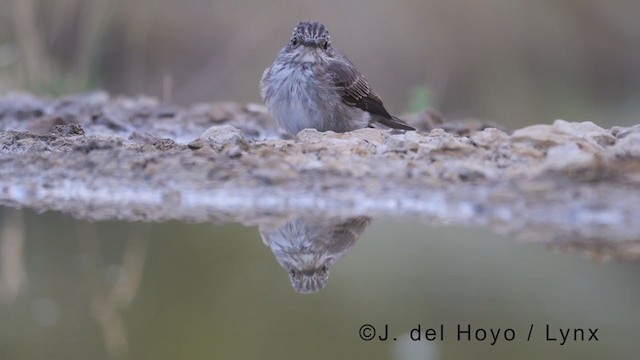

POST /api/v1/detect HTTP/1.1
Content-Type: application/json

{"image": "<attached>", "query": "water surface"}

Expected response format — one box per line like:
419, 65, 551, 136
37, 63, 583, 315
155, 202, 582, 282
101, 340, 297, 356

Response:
0, 208, 637, 360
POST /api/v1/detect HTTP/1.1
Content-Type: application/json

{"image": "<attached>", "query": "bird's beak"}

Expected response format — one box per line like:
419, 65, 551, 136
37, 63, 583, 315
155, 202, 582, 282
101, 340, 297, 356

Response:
302, 39, 320, 48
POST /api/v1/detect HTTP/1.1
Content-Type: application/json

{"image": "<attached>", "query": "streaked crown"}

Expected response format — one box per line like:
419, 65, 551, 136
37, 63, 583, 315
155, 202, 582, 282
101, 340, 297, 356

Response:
291, 21, 331, 47
289, 269, 330, 294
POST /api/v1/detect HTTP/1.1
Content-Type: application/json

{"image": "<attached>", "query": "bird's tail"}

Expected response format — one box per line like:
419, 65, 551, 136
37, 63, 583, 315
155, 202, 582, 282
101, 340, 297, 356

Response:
376, 116, 416, 131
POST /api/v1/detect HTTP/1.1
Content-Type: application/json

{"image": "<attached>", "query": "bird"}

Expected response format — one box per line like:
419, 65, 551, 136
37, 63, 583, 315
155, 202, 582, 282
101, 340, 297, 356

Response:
260, 20, 415, 136
259, 216, 372, 294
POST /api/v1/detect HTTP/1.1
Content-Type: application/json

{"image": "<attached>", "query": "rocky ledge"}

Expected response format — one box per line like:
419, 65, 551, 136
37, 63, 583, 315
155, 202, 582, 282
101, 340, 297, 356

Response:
1, 92, 639, 259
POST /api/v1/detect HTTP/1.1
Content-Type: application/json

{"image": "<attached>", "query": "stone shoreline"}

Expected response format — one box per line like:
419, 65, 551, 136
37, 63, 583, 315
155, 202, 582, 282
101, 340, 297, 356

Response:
1, 92, 639, 259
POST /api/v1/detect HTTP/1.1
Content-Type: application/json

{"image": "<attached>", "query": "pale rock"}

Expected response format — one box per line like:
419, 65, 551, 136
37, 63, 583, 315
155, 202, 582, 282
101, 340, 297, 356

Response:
194, 124, 246, 150
470, 128, 510, 148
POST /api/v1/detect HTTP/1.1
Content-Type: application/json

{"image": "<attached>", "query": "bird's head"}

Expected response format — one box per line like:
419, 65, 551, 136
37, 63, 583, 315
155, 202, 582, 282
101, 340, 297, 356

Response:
283, 254, 334, 294
285, 21, 335, 61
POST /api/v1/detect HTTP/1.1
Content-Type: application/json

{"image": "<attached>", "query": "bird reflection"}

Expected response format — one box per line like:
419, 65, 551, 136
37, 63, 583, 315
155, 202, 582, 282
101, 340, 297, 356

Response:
259, 216, 371, 294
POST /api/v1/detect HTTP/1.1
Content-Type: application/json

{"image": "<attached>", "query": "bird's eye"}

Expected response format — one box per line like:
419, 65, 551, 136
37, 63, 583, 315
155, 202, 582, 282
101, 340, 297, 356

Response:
320, 265, 328, 273
291, 38, 298, 46
323, 41, 329, 50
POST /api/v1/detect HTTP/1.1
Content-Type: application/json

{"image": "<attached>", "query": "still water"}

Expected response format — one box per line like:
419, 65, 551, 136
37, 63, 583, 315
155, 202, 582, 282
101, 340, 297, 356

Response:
0, 208, 638, 360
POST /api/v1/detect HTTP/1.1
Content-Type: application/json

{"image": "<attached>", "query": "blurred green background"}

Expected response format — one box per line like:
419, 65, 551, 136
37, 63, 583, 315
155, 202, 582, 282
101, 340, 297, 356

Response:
1, 0, 640, 128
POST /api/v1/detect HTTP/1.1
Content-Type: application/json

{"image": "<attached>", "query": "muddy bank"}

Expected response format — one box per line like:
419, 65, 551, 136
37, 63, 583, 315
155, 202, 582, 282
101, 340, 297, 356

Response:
1, 92, 639, 259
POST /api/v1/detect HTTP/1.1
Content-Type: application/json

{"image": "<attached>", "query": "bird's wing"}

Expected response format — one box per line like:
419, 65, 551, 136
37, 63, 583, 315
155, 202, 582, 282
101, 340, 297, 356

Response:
259, 67, 272, 100
326, 216, 372, 253
327, 60, 391, 118
327, 59, 415, 130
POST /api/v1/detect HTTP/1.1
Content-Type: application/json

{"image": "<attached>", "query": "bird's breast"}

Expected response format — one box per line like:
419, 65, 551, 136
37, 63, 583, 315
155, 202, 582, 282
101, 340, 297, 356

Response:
264, 64, 334, 135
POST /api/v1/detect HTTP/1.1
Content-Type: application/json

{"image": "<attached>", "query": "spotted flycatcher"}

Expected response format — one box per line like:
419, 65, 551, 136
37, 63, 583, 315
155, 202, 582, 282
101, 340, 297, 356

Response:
260, 21, 415, 136
260, 216, 371, 294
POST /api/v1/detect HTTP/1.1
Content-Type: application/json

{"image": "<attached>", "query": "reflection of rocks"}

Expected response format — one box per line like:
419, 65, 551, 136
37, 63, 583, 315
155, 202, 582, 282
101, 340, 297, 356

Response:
259, 217, 371, 293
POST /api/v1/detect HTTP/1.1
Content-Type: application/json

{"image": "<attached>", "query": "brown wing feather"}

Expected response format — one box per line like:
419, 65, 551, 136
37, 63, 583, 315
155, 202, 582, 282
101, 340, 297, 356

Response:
327, 60, 414, 130
327, 60, 391, 117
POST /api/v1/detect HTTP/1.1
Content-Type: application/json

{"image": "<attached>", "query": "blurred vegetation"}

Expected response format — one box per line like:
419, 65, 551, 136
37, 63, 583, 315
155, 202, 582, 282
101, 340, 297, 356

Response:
1, 0, 639, 128
407, 86, 433, 113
